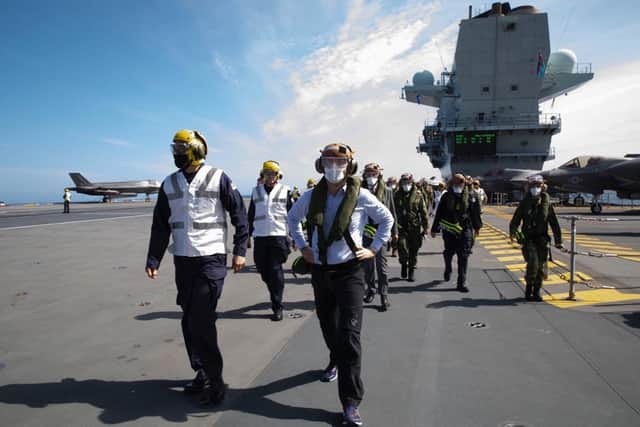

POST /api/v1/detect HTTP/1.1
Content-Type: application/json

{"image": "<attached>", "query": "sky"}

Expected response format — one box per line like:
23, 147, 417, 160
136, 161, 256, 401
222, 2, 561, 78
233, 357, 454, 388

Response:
1, 0, 639, 203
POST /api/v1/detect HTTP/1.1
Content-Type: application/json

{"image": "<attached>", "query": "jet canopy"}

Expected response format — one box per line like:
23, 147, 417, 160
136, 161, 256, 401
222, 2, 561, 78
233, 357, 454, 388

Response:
559, 156, 604, 169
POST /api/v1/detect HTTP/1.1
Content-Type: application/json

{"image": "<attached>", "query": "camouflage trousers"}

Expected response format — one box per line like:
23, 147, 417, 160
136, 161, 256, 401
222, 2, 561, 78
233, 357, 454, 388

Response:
521, 238, 549, 295
398, 230, 423, 268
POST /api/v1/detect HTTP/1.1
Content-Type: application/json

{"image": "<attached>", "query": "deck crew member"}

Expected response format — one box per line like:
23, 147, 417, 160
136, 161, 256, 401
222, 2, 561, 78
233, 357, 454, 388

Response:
431, 173, 482, 292
248, 160, 293, 321
145, 129, 248, 405
361, 163, 397, 311
509, 175, 562, 301
394, 173, 429, 282
287, 143, 393, 427
63, 188, 71, 213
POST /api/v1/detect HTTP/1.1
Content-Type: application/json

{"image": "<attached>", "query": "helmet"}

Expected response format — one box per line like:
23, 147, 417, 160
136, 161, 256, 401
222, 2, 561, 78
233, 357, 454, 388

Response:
171, 129, 208, 166
262, 160, 283, 180
307, 178, 316, 187
528, 174, 544, 184
451, 173, 466, 185
400, 173, 413, 182
315, 143, 358, 175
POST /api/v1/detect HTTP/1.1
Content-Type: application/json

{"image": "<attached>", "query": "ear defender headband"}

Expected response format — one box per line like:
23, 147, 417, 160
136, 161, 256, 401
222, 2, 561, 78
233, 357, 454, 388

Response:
315, 143, 358, 175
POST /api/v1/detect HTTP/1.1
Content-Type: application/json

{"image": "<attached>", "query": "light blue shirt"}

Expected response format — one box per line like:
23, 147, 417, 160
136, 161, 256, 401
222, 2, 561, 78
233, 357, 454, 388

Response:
287, 184, 393, 265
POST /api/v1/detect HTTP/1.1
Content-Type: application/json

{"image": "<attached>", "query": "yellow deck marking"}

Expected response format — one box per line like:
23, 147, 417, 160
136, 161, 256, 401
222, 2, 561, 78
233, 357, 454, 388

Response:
477, 237, 506, 242
506, 263, 527, 271
483, 244, 519, 249
622, 256, 640, 262
498, 255, 524, 262
544, 289, 640, 308
490, 249, 522, 255
518, 272, 593, 286
610, 251, 640, 256
549, 260, 567, 267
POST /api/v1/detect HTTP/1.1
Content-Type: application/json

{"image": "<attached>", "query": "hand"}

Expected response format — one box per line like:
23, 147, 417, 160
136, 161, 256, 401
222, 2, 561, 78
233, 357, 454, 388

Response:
555, 243, 564, 250
145, 267, 159, 279
301, 246, 314, 263
430, 231, 436, 238
355, 248, 376, 260
232, 255, 246, 273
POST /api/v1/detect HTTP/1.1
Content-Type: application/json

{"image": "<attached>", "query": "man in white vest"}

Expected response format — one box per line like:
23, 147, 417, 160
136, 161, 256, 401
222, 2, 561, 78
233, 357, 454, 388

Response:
248, 160, 293, 321
145, 129, 248, 406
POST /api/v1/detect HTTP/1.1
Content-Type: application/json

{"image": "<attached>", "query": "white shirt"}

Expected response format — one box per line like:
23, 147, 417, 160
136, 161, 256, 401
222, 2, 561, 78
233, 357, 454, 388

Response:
287, 184, 393, 265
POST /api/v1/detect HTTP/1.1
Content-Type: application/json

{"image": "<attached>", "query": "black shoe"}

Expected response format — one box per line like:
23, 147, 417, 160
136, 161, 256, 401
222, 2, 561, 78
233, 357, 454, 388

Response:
183, 369, 207, 395
531, 294, 543, 302
401, 264, 407, 279
320, 365, 337, 382
457, 284, 469, 293
443, 270, 451, 282
525, 295, 534, 301
271, 309, 284, 321
380, 295, 390, 311
198, 383, 227, 406
407, 268, 415, 282
363, 289, 375, 304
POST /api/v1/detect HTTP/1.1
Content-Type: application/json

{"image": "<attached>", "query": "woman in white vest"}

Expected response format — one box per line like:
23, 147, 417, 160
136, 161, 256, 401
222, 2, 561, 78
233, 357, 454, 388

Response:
248, 160, 293, 321
145, 129, 249, 406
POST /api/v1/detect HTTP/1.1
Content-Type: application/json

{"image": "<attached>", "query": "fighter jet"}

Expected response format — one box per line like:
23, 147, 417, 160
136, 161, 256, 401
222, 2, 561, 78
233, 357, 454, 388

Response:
68, 173, 161, 202
539, 155, 640, 213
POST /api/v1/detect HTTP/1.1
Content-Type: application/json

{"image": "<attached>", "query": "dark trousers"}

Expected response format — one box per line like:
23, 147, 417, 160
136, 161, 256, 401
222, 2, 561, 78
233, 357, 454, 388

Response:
363, 236, 389, 295
253, 236, 290, 312
174, 254, 227, 387
311, 262, 365, 407
522, 239, 548, 295
442, 228, 474, 286
63, 201, 70, 213
398, 230, 422, 268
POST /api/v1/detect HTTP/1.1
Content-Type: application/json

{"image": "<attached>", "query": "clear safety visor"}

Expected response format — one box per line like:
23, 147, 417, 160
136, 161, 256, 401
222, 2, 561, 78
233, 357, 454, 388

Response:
321, 157, 349, 168
170, 142, 190, 155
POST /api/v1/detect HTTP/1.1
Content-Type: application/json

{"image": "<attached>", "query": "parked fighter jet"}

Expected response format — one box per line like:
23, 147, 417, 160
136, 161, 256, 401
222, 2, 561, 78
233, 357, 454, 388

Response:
68, 173, 161, 202
539, 155, 640, 213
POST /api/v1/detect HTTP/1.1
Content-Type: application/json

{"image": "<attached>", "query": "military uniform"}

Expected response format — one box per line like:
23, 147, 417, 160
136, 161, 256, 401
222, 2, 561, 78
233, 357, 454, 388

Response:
509, 192, 562, 300
431, 187, 482, 291
394, 185, 429, 281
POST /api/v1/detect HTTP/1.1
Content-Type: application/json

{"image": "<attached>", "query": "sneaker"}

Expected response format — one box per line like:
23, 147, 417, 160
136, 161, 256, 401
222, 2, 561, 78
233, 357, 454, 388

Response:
320, 365, 337, 383
343, 405, 363, 426
183, 369, 207, 395
363, 289, 375, 304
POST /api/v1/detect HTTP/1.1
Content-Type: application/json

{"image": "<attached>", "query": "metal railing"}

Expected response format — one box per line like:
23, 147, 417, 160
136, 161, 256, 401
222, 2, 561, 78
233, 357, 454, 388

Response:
424, 113, 561, 130
575, 63, 592, 74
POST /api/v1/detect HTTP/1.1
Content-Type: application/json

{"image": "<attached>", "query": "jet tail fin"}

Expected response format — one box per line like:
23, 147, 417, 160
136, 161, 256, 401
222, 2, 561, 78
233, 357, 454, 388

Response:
69, 173, 92, 187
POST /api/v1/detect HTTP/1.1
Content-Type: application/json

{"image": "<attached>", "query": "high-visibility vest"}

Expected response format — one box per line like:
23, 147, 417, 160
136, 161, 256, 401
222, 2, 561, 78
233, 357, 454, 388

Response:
251, 183, 289, 237
162, 165, 227, 257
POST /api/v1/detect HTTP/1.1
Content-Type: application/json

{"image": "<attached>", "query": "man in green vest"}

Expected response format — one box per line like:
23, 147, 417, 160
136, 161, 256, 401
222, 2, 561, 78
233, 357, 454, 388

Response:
394, 173, 429, 282
509, 175, 563, 301
361, 163, 398, 311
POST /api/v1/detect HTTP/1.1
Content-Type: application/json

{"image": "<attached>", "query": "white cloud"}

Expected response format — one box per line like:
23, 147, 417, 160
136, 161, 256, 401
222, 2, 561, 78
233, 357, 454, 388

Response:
213, 52, 238, 85
543, 60, 640, 167
255, 1, 455, 189
102, 138, 130, 147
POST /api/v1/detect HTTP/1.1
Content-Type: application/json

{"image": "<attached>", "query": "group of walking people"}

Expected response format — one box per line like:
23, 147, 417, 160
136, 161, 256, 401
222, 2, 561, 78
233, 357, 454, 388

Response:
144, 129, 562, 426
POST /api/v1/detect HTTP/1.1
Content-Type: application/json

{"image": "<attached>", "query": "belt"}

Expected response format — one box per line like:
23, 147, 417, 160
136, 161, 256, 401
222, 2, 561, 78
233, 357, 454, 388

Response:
312, 258, 361, 273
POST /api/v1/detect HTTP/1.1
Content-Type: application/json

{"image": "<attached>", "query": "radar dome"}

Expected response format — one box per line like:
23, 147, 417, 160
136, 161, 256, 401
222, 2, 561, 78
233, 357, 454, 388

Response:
412, 70, 435, 87
546, 49, 577, 74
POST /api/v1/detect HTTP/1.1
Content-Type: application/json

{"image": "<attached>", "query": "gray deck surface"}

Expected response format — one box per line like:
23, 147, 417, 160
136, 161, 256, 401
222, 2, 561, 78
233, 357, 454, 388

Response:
1, 202, 639, 426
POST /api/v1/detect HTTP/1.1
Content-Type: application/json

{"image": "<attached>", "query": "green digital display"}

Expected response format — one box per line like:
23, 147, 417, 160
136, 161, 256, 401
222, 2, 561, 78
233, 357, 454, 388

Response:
454, 132, 497, 156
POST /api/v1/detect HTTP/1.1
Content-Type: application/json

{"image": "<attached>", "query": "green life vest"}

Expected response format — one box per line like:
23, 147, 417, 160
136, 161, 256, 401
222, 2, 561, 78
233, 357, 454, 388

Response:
306, 176, 361, 264
521, 192, 550, 238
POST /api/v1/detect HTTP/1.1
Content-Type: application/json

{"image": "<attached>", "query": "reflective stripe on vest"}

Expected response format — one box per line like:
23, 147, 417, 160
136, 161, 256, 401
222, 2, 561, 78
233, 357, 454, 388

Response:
252, 183, 289, 237
163, 165, 227, 256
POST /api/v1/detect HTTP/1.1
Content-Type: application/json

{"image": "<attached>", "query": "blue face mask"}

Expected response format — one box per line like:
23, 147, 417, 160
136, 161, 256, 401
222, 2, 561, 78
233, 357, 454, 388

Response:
530, 187, 542, 197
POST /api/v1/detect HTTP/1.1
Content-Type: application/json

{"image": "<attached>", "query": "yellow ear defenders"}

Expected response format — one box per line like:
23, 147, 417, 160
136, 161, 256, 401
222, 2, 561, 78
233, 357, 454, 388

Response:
314, 143, 358, 175
262, 160, 283, 180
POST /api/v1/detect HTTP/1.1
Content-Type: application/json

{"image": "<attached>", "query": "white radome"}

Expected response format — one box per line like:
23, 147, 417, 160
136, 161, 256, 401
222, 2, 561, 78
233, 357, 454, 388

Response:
412, 70, 435, 87
546, 49, 578, 74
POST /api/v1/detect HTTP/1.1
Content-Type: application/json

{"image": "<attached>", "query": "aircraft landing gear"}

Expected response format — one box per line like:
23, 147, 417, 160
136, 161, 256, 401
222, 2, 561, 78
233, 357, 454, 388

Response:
574, 195, 585, 207
590, 193, 603, 214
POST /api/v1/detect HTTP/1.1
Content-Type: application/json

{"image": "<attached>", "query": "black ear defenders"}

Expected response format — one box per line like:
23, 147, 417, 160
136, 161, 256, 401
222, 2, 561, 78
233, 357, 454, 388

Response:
315, 144, 358, 175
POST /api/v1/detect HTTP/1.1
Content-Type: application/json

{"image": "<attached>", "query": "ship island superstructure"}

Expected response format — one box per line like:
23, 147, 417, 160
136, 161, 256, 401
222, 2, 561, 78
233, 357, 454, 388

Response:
403, 2, 593, 178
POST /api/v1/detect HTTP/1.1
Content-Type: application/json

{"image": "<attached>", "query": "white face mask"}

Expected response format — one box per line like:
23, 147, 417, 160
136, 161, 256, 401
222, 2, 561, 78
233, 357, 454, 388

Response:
452, 185, 464, 194
530, 187, 542, 197
324, 166, 346, 184
366, 176, 378, 187
401, 183, 412, 192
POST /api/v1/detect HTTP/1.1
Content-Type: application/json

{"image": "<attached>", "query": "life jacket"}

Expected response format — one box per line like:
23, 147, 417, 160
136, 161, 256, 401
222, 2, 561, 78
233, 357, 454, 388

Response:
306, 176, 361, 264
162, 165, 227, 257
521, 192, 550, 238
363, 177, 385, 239
251, 183, 289, 237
